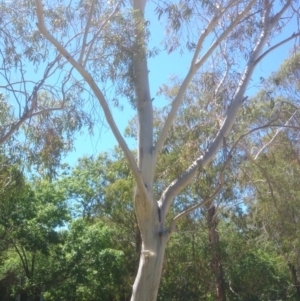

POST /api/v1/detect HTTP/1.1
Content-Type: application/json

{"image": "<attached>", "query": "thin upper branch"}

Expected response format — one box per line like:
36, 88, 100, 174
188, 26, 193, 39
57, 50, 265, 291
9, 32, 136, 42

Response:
254, 110, 298, 159
0, 58, 59, 145
79, 0, 96, 66
254, 31, 300, 66
195, 0, 256, 69
0, 107, 63, 145
190, 2, 234, 67
35, 0, 147, 198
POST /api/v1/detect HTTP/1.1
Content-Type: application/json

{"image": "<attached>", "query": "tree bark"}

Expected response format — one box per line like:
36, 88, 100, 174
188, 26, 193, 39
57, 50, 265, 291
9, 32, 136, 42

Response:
130, 194, 168, 301
288, 263, 300, 301
129, 1, 168, 300
207, 204, 226, 301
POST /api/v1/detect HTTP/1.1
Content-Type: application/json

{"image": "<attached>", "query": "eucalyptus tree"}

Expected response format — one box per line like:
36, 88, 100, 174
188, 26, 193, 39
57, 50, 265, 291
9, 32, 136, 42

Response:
2, 0, 299, 300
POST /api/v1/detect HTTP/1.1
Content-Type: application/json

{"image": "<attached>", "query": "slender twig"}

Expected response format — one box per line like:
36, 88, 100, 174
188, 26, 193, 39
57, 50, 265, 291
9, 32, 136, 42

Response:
0, 107, 63, 145
254, 110, 298, 159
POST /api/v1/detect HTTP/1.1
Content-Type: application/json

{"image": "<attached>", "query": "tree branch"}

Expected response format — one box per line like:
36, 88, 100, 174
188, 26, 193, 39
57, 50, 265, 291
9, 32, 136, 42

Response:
254, 109, 298, 159
83, 1, 122, 67
78, 0, 96, 66
169, 156, 231, 233
35, 0, 148, 198
0, 107, 63, 145
191, 2, 234, 67
254, 31, 300, 67
12, 242, 30, 278
159, 1, 278, 215
195, 0, 256, 69
154, 0, 256, 163
0, 58, 60, 145
271, 0, 292, 25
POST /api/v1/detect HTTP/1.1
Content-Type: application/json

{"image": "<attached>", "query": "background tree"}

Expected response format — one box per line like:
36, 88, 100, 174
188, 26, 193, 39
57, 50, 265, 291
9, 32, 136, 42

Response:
231, 52, 300, 300
0, 169, 69, 299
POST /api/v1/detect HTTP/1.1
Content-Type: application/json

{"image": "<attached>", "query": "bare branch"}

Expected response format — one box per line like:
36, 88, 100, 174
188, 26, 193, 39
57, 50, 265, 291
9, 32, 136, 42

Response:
35, 0, 148, 198
191, 2, 235, 67
159, 1, 284, 214
30, 107, 63, 117
195, 0, 256, 69
0, 56, 60, 145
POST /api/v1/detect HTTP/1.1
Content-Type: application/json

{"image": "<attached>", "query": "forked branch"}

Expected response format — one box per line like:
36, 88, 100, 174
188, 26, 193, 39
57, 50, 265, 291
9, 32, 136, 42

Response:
0, 107, 63, 146
0, 58, 60, 145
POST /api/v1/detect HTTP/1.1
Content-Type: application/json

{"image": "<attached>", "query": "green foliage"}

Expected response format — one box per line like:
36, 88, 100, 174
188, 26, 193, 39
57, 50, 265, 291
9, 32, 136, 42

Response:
0, 159, 130, 300
0, 161, 70, 298
158, 215, 294, 301
42, 219, 127, 301
272, 52, 300, 90
61, 148, 135, 225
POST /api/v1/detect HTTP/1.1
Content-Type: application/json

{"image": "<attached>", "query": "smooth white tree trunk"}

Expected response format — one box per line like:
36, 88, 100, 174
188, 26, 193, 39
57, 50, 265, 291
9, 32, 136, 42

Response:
131, 228, 168, 301
130, 194, 168, 301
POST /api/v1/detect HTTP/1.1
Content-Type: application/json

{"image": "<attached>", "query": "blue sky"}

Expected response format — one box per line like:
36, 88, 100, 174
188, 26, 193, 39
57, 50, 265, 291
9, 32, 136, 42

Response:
63, 2, 297, 166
